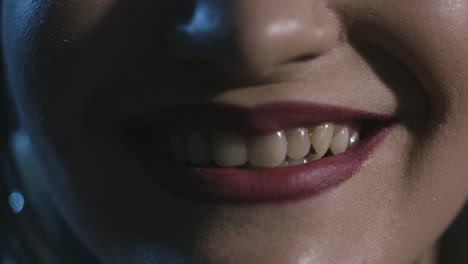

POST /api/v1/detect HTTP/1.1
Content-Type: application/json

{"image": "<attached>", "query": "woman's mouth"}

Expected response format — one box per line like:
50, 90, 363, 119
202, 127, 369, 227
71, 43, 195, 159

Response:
122, 101, 395, 204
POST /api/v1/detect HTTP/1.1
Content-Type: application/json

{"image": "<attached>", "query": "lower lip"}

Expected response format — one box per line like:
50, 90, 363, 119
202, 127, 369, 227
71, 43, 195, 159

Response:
155, 125, 393, 204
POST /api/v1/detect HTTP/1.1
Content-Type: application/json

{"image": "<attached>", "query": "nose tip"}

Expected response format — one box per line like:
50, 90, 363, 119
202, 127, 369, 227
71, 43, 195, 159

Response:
170, 0, 340, 78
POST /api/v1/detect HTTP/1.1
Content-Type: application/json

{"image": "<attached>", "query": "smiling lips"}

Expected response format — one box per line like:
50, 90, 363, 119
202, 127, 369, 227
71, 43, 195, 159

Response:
125, 101, 394, 203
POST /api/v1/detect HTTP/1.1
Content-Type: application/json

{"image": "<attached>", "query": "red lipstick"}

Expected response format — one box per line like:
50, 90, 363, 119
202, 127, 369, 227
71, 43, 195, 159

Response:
124, 101, 395, 204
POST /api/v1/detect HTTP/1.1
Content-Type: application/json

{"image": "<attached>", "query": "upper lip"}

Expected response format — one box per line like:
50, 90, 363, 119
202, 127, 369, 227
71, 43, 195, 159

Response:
126, 100, 393, 134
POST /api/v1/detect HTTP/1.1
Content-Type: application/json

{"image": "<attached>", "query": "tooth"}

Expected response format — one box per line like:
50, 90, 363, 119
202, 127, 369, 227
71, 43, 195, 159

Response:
212, 132, 248, 167
287, 158, 308, 166
170, 132, 187, 164
306, 153, 321, 162
349, 130, 360, 147
286, 128, 310, 159
187, 132, 211, 165
330, 127, 349, 155
248, 131, 287, 168
309, 123, 335, 159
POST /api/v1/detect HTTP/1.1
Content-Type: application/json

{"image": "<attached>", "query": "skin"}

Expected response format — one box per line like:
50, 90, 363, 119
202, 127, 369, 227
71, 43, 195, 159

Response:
2, 0, 468, 263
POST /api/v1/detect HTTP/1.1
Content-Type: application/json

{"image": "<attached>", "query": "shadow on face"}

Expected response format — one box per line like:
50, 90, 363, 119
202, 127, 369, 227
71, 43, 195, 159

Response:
2, 0, 468, 263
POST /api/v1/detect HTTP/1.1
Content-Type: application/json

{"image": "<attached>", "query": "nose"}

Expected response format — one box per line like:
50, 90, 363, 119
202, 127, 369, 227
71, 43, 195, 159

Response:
169, 0, 340, 79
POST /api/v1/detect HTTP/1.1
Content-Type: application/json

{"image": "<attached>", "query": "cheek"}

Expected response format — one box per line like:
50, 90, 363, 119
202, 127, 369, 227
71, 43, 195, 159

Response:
404, 2, 468, 200
1, 0, 126, 210
387, 0, 468, 231
57, 0, 116, 36
2, 0, 130, 141
395, 1, 468, 252
337, 0, 468, 252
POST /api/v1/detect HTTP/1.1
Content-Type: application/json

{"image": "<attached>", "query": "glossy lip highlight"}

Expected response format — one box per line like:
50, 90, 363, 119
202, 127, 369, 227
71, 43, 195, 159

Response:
123, 101, 396, 204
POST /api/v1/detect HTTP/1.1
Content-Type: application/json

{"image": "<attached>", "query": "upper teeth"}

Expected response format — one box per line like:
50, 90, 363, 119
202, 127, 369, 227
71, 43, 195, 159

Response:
169, 122, 359, 168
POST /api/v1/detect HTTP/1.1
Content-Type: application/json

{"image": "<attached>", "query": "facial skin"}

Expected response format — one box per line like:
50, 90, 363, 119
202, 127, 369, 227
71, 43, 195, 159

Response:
2, 0, 468, 263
